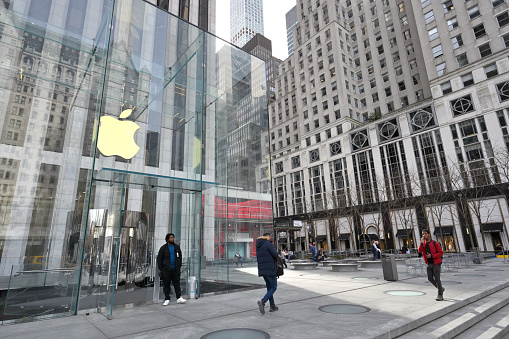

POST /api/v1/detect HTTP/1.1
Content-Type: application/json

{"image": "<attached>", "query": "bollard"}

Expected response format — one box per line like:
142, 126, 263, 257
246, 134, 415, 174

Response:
188, 276, 197, 299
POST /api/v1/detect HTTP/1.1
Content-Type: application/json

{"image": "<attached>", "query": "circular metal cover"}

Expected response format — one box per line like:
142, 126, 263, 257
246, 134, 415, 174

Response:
201, 329, 270, 339
454, 274, 486, 277
385, 290, 426, 296
318, 304, 371, 314
352, 277, 379, 280
300, 274, 321, 277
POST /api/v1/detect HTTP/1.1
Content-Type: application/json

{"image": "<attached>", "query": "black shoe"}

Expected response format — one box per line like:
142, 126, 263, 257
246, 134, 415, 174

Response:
269, 305, 279, 312
257, 300, 265, 315
441, 287, 445, 293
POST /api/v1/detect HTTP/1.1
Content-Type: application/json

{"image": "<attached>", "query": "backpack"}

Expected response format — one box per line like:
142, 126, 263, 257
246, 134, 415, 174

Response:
276, 256, 284, 278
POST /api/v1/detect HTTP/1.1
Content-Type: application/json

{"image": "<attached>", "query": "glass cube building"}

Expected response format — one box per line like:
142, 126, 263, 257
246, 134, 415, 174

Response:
0, 0, 271, 322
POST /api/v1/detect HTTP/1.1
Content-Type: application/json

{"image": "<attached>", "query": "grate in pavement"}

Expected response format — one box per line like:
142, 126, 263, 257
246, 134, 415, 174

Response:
385, 290, 426, 296
200, 329, 270, 339
318, 304, 371, 314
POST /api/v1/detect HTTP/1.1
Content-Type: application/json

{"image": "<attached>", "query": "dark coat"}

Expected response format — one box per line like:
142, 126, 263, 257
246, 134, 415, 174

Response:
256, 236, 278, 277
157, 242, 183, 271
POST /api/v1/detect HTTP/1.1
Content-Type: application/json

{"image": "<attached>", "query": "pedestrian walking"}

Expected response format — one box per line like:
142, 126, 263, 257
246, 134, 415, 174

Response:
157, 233, 187, 305
418, 229, 445, 301
256, 232, 279, 314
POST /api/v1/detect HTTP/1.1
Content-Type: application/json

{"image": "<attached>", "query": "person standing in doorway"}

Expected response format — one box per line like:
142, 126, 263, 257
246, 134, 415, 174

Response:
157, 233, 187, 305
418, 229, 445, 301
256, 232, 279, 314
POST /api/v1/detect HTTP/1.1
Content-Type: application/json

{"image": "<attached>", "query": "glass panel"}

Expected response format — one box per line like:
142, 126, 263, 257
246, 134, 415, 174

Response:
0, 0, 271, 323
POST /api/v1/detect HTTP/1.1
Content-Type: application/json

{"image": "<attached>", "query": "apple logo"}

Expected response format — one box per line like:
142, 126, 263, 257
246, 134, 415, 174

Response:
97, 109, 140, 159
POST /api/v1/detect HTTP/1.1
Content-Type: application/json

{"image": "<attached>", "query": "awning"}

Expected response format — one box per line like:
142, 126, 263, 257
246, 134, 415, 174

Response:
315, 235, 327, 242
360, 234, 378, 242
482, 223, 503, 233
396, 229, 414, 237
338, 233, 351, 240
433, 226, 454, 236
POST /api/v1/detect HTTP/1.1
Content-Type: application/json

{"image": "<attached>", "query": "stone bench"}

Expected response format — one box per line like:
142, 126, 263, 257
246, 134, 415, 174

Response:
321, 260, 341, 267
289, 260, 313, 264
359, 261, 383, 268
291, 263, 318, 270
331, 264, 359, 272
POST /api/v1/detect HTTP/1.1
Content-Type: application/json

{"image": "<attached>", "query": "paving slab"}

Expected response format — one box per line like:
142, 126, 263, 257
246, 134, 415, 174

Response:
1, 258, 509, 339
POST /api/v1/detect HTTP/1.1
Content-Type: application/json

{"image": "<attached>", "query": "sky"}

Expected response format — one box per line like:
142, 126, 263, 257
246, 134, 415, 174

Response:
215, 0, 297, 60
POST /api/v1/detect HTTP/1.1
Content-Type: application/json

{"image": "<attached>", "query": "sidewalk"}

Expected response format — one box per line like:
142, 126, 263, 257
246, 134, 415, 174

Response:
1, 258, 508, 339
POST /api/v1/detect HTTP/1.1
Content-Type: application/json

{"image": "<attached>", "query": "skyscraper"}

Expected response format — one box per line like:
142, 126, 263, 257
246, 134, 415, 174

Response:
285, 6, 298, 56
230, 0, 264, 48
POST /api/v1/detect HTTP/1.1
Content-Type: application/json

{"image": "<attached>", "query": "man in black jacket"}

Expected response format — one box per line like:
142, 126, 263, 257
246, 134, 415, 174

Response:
157, 233, 186, 305
256, 232, 279, 314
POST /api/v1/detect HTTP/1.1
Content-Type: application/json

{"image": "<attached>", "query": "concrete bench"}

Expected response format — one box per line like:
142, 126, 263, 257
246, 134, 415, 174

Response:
321, 260, 341, 267
331, 264, 358, 272
292, 263, 318, 270
359, 261, 382, 268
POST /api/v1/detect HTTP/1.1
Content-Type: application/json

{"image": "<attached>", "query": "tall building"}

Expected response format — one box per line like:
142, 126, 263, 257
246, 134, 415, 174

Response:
270, 0, 509, 255
285, 6, 298, 56
230, 0, 264, 47
0, 0, 270, 323
242, 33, 281, 104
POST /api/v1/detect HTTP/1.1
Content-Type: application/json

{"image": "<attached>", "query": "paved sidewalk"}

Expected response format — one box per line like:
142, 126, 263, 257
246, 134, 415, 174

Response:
1, 258, 508, 339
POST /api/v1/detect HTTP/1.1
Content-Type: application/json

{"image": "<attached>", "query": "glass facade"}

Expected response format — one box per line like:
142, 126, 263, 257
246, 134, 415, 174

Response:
0, 0, 271, 323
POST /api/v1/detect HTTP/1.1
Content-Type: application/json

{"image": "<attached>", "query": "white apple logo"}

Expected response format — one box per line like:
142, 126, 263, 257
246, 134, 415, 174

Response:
97, 109, 140, 159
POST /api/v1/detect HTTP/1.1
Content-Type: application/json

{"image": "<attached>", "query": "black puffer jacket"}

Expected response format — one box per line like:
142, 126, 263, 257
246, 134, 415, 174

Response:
157, 242, 183, 271
256, 236, 278, 277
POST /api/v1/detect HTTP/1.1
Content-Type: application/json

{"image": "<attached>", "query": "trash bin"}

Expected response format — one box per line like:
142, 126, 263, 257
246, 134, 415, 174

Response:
381, 254, 398, 281
299, 251, 305, 259
188, 276, 197, 299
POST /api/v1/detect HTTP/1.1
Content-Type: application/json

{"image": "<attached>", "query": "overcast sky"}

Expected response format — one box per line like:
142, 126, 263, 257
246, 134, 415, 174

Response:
215, 0, 297, 60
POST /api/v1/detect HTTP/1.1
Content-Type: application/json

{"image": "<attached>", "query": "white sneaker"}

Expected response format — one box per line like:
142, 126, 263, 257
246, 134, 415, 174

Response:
177, 297, 187, 304
163, 300, 170, 306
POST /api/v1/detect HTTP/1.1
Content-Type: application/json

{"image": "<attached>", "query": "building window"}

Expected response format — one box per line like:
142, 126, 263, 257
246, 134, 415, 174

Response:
432, 45, 443, 58
401, 16, 408, 26
461, 73, 474, 87
415, 90, 424, 101
441, 81, 452, 95
447, 17, 458, 30
484, 63, 498, 79
497, 81, 509, 101
398, 81, 406, 91
351, 129, 369, 150
424, 10, 435, 24
497, 12, 509, 27
330, 141, 342, 156
456, 53, 468, 67
428, 27, 439, 41
443, 0, 454, 13
291, 156, 300, 168
378, 119, 400, 142
422, 0, 431, 7
451, 34, 463, 49
493, 0, 505, 7
309, 149, 320, 162
503, 33, 509, 47
403, 30, 411, 40
473, 24, 486, 38
468, 5, 480, 19
315, 133, 321, 143
479, 43, 492, 58
436, 62, 446, 76
275, 162, 284, 174
451, 94, 475, 116
409, 106, 435, 132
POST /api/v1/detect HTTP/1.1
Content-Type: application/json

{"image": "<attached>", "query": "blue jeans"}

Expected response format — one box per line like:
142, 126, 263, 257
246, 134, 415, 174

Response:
262, 275, 277, 307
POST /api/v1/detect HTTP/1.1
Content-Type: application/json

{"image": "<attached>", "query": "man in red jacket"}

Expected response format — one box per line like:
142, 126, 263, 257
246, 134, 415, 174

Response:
418, 229, 445, 301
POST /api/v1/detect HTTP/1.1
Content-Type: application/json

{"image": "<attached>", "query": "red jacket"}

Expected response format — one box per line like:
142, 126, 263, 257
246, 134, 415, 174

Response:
418, 240, 443, 265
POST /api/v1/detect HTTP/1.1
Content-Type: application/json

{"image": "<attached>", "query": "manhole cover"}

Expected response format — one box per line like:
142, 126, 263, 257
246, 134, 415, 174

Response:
318, 304, 370, 314
454, 274, 486, 277
426, 281, 461, 285
352, 277, 379, 280
300, 274, 321, 277
385, 290, 426, 296
200, 329, 270, 339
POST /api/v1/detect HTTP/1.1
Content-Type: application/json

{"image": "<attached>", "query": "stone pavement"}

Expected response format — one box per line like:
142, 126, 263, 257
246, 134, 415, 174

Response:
1, 258, 509, 339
